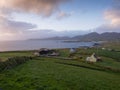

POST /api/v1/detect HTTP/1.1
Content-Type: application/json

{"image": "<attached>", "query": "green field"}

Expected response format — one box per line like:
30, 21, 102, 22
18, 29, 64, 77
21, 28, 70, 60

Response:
0, 42, 120, 90
0, 51, 33, 61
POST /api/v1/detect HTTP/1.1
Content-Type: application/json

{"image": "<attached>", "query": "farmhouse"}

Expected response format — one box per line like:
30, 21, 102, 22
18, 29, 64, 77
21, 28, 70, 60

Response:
34, 48, 59, 56
86, 53, 102, 62
70, 48, 76, 53
69, 48, 77, 57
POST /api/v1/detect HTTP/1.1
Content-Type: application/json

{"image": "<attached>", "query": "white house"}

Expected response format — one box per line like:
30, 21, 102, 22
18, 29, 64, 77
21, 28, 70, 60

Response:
86, 53, 97, 62
70, 48, 76, 53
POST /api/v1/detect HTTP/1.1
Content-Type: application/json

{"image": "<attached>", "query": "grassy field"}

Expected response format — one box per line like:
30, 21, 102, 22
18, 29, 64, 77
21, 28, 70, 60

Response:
101, 41, 120, 50
0, 42, 120, 90
0, 51, 33, 61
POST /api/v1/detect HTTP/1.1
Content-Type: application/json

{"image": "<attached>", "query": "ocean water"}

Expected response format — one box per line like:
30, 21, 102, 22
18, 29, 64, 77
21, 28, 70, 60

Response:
0, 40, 95, 51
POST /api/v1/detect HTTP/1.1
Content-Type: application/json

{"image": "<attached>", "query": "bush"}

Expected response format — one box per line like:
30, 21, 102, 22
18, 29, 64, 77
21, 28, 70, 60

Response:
0, 56, 33, 72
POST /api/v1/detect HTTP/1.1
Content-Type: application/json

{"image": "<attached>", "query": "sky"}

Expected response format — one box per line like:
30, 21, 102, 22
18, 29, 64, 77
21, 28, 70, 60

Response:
0, 0, 120, 40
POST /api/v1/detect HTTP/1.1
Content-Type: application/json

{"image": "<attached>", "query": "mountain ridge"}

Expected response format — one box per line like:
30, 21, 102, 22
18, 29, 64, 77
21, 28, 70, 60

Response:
29, 32, 120, 41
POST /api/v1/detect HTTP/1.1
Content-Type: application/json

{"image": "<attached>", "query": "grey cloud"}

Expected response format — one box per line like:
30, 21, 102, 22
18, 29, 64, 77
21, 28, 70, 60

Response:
7, 20, 36, 31
0, 16, 36, 34
94, 24, 120, 33
0, 0, 70, 40
0, 0, 70, 17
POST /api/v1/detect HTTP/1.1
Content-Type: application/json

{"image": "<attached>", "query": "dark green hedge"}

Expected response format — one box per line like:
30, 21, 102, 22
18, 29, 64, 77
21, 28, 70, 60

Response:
0, 56, 33, 72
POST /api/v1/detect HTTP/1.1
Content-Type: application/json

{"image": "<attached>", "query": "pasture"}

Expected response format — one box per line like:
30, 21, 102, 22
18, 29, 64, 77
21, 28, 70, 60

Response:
0, 42, 120, 90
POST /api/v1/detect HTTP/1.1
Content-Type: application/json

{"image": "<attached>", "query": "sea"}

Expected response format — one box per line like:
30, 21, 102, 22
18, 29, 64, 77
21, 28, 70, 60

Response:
0, 40, 96, 51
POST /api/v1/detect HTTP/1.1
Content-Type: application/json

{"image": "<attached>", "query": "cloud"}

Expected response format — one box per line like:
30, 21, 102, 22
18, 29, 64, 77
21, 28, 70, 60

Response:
105, 10, 120, 27
94, 24, 120, 33
0, 0, 69, 17
95, 0, 120, 33
0, 16, 36, 40
0, 15, 36, 35
104, 0, 120, 26
0, 0, 70, 40
57, 11, 72, 19
0, 0, 71, 40
19, 29, 89, 40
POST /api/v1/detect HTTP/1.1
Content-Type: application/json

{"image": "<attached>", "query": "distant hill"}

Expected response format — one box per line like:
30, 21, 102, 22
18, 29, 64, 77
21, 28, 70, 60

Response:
72, 32, 120, 41
29, 32, 120, 41
29, 36, 70, 40
43, 36, 70, 40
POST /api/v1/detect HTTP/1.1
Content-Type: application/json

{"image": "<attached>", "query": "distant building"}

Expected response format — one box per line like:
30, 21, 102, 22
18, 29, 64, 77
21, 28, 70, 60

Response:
34, 52, 39, 56
86, 53, 97, 62
70, 48, 76, 53
34, 48, 59, 56
86, 53, 102, 62
102, 48, 106, 50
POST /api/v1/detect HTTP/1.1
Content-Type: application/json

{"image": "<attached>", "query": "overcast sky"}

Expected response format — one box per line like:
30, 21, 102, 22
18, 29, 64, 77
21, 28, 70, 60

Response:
0, 0, 120, 40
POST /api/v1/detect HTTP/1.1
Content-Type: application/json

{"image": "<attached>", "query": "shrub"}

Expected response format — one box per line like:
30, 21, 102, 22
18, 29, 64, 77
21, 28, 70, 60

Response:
0, 56, 33, 72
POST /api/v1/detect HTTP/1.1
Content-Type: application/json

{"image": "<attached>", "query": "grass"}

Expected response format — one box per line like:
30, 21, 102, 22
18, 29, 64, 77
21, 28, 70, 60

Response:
101, 41, 120, 50
96, 57, 120, 69
0, 42, 120, 90
76, 48, 120, 62
0, 51, 33, 61
0, 58, 120, 90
